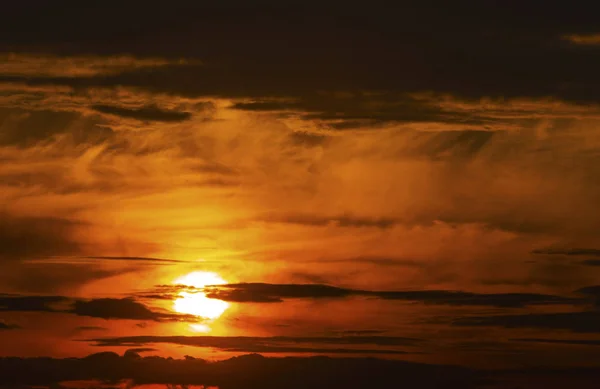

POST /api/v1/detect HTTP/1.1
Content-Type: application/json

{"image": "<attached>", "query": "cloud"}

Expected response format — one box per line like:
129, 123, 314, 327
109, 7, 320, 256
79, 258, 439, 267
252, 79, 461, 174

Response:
0, 213, 83, 261
91, 104, 192, 122
582, 260, 600, 266
330, 329, 388, 336
124, 347, 157, 354
72, 298, 192, 322
453, 311, 600, 333
4, 351, 600, 389
0, 321, 19, 330
0, 352, 486, 389
82, 256, 184, 263
562, 33, 600, 46
575, 286, 600, 308
0, 294, 70, 312
532, 248, 600, 256
0, 53, 196, 77
259, 214, 399, 229
72, 298, 163, 321
513, 338, 600, 346
200, 283, 581, 308
74, 326, 108, 332
87, 335, 423, 356
0, 295, 193, 322
0, 108, 112, 146
230, 96, 510, 132
315, 256, 423, 267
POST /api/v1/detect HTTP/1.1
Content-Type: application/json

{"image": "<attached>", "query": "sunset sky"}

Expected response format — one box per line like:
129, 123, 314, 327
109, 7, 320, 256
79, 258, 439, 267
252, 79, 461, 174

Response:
2, 2, 600, 388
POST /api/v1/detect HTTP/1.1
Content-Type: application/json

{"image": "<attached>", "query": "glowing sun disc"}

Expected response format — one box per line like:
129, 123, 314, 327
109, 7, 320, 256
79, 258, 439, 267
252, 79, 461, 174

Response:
173, 271, 229, 320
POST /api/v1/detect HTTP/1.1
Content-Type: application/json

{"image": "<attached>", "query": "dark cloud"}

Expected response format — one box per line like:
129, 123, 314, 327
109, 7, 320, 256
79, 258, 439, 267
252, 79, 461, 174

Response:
125, 347, 157, 354
0, 108, 112, 146
204, 283, 354, 303
259, 210, 564, 234
202, 283, 581, 308
288, 131, 329, 147
582, 260, 600, 266
576, 285, 600, 299
575, 285, 600, 309
71, 298, 191, 322
1, 3, 599, 129
232, 96, 510, 135
331, 330, 387, 335
453, 311, 600, 333
317, 256, 423, 267
259, 214, 398, 229
0, 213, 83, 261
191, 162, 239, 176
83, 256, 184, 263
513, 338, 600, 346
0, 294, 70, 312
91, 104, 192, 122
72, 298, 159, 320
0, 321, 19, 330
4, 351, 600, 389
0, 295, 193, 322
532, 248, 600, 256
0, 352, 487, 389
374, 290, 581, 308
74, 326, 108, 332
87, 335, 423, 355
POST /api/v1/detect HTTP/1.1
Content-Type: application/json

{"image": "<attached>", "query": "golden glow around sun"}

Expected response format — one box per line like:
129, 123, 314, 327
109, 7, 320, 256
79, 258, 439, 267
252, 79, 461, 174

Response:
173, 271, 229, 322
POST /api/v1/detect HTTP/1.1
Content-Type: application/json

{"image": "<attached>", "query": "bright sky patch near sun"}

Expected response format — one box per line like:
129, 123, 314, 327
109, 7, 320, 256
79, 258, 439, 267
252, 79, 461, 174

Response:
172, 271, 229, 330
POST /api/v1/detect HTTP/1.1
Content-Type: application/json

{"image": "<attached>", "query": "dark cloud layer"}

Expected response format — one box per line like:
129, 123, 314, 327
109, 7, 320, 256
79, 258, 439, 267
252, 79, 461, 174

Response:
532, 248, 600, 257
453, 311, 600, 333
513, 338, 600, 347
4, 352, 600, 389
1, 2, 600, 126
582, 260, 600, 266
83, 256, 184, 263
0, 108, 111, 146
0, 321, 18, 330
72, 298, 170, 321
0, 352, 487, 389
74, 326, 108, 332
91, 104, 191, 122
0, 294, 69, 312
260, 214, 400, 229
88, 334, 422, 351
201, 283, 581, 308
0, 213, 82, 261
0, 295, 193, 322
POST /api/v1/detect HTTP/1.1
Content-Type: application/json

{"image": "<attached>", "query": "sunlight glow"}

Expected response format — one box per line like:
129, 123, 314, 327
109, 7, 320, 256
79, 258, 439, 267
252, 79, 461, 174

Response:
173, 271, 229, 322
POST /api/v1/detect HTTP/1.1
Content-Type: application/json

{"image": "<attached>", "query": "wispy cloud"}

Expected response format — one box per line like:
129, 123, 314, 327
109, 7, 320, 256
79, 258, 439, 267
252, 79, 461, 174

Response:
0, 53, 197, 77
532, 248, 600, 256
91, 104, 192, 122
87, 334, 423, 355
0, 321, 19, 330
194, 282, 582, 308
562, 33, 600, 46
0, 295, 195, 322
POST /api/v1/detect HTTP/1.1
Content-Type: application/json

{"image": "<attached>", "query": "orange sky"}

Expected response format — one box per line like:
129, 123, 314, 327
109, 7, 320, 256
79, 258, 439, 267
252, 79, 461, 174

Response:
1, 4, 600, 388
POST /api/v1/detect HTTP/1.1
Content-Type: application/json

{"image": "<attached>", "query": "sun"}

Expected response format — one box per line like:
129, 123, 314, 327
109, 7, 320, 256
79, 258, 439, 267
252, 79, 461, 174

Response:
172, 271, 229, 321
